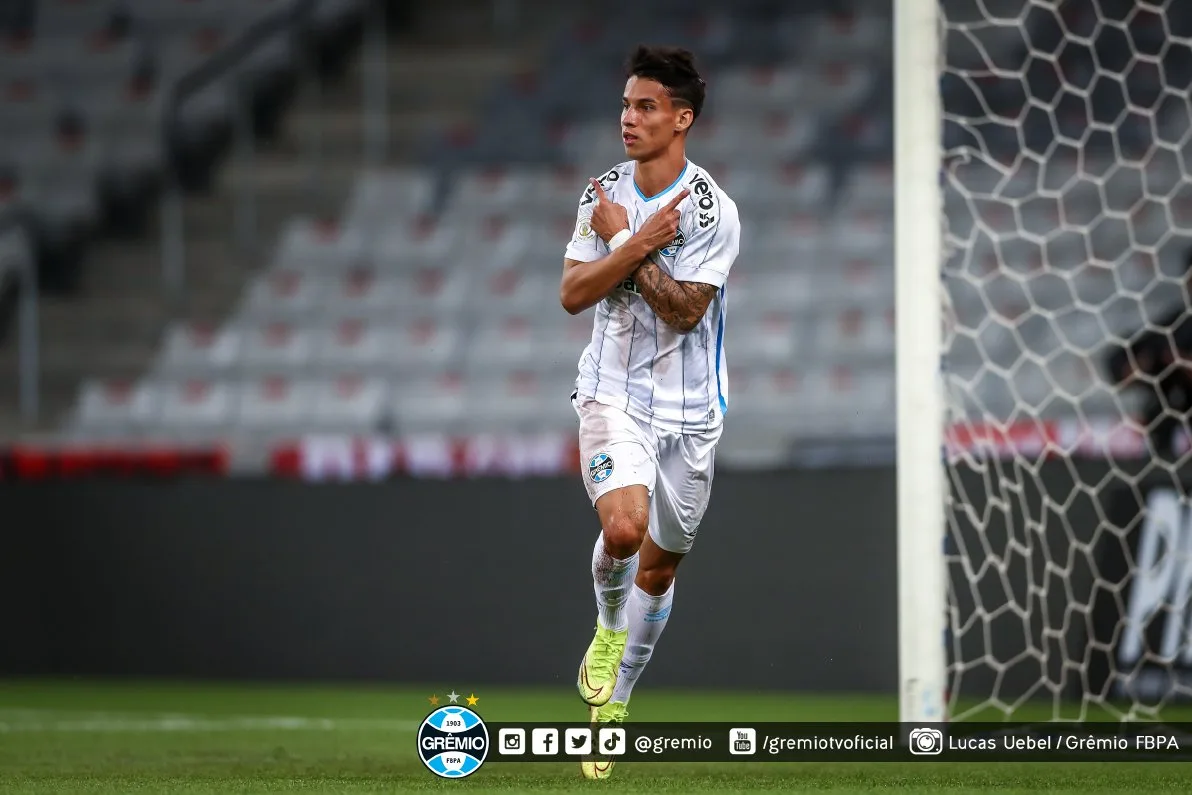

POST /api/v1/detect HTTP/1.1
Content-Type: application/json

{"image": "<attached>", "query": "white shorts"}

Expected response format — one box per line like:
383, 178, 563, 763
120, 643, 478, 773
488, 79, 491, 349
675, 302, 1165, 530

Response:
573, 395, 722, 555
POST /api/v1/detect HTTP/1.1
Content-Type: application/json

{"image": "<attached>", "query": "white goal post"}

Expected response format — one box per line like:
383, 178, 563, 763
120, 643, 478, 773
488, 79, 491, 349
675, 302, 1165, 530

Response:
895, 0, 948, 725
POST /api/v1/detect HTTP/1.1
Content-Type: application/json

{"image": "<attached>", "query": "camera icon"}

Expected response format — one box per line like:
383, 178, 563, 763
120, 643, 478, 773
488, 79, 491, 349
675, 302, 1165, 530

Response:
498, 728, 525, 755
909, 727, 944, 756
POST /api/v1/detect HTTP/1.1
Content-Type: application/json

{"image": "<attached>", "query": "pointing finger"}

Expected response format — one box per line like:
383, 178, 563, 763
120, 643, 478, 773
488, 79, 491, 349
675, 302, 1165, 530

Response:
589, 178, 609, 202
663, 188, 691, 213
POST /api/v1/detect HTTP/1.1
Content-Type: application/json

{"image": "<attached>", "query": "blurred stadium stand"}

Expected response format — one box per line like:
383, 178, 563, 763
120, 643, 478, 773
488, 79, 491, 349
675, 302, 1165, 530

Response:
2, 0, 1190, 465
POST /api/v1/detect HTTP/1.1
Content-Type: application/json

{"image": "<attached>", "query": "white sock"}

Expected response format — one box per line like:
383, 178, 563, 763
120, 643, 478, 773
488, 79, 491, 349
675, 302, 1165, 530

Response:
592, 533, 638, 631
611, 580, 674, 704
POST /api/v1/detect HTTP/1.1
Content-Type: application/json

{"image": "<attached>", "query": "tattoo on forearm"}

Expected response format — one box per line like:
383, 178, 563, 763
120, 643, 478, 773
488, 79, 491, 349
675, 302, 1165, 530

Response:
631, 259, 718, 332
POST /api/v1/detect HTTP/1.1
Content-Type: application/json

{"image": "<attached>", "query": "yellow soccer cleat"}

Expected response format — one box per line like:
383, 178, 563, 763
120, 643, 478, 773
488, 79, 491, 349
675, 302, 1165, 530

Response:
581, 701, 630, 780
576, 625, 628, 706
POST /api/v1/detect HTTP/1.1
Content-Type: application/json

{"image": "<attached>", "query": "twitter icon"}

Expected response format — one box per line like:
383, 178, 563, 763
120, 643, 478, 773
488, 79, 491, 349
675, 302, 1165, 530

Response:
564, 728, 592, 755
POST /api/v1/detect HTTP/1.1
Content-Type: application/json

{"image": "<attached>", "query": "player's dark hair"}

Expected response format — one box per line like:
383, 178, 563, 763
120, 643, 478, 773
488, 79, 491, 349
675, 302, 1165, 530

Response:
625, 45, 706, 121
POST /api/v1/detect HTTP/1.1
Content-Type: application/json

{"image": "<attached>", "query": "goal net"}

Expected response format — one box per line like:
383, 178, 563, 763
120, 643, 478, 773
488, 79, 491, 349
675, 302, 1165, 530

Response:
900, 0, 1192, 722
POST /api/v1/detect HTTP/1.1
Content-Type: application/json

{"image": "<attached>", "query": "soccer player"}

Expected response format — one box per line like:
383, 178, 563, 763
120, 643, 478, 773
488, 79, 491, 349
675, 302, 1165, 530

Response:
559, 45, 741, 779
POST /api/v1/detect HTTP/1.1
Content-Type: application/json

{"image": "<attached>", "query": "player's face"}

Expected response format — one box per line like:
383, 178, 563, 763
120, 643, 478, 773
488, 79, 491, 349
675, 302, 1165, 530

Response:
621, 76, 688, 159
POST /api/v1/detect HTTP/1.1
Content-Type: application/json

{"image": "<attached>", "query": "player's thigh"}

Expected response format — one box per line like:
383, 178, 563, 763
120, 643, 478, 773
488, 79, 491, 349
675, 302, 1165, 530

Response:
574, 397, 658, 509
648, 426, 722, 554
595, 484, 651, 541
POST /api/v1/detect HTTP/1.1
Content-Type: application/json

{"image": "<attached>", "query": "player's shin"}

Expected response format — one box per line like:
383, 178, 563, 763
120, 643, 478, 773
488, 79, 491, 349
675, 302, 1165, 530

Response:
610, 580, 674, 704
592, 532, 639, 631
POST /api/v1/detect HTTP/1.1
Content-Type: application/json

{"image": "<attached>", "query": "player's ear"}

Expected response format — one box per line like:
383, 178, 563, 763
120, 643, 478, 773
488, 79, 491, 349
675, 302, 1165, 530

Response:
674, 107, 693, 134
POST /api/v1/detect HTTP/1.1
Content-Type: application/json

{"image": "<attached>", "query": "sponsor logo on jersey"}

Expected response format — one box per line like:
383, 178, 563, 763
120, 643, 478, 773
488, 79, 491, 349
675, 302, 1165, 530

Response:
588, 452, 614, 483
580, 167, 622, 206
618, 277, 641, 295
690, 173, 717, 228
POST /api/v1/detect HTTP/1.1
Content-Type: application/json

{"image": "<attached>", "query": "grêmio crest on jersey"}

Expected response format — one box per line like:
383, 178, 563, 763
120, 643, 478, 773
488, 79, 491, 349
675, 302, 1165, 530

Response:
618, 229, 685, 295
659, 229, 685, 257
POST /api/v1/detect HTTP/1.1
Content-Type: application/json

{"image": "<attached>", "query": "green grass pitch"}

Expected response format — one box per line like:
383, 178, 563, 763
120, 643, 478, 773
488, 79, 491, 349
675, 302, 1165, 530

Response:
1, 679, 1191, 794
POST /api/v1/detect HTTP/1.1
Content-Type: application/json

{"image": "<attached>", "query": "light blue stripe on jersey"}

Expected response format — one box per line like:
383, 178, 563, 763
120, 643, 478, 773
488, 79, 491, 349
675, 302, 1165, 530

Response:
635, 160, 689, 202
715, 286, 726, 414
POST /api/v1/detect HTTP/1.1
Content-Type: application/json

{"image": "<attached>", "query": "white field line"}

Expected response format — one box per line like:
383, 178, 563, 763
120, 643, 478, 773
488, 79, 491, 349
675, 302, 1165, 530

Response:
0, 708, 421, 734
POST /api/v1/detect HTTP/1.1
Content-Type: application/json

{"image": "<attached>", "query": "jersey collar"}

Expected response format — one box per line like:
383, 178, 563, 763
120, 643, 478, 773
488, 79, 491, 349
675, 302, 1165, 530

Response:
633, 160, 689, 203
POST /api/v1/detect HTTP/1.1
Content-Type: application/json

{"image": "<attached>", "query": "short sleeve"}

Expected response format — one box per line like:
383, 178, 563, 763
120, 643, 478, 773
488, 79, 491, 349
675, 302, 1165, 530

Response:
671, 193, 740, 289
564, 181, 607, 263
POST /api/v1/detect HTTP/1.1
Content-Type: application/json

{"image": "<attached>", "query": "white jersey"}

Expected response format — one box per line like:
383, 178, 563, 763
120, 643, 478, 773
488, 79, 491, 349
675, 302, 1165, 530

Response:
564, 159, 741, 434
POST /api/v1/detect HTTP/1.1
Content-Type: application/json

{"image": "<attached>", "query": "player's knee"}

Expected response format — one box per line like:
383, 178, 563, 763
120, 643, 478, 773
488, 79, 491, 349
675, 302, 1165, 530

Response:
603, 511, 647, 558
637, 561, 676, 596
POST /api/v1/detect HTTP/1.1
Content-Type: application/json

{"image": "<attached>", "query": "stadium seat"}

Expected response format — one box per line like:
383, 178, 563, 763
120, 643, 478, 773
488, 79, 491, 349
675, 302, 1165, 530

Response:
463, 315, 539, 374
753, 212, 826, 268
710, 65, 808, 115
389, 372, 469, 433
724, 268, 817, 317
838, 163, 893, 212
685, 116, 757, 163
752, 112, 817, 162
534, 314, 595, 373
243, 268, 321, 320
157, 378, 236, 431
386, 317, 463, 375
811, 305, 895, 363
446, 167, 540, 218
827, 209, 891, 259
72, 378, 162, 432
239, 321, 315, 373
815, 256, 893, 305
155, 322, 242, 376
524, 164, 591, 214
471, 268, 555, 317
451, 214, 538, 272
373, 216, 462, 271
44, 36, 146, 91
309, 374, 388, 432
802, 10, 891, 61
236, 375, 313, 431
382, 265, 472, 317
726, 366, 803, 433
462, 370, 576, 433
728, 312, 801, 367
343, 168, 436, 232
311, 318, 393, 374
749, 163, 831, 212
843, 366, 896, 434
35, 0, 126, 36
273, 216, 372, 273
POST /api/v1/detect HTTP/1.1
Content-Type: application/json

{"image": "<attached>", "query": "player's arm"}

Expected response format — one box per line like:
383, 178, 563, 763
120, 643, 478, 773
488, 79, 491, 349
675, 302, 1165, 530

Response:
629, 261, 719, 333
559, 179, 690, 315
560, 246, 652, 315
634, 187, 740, 334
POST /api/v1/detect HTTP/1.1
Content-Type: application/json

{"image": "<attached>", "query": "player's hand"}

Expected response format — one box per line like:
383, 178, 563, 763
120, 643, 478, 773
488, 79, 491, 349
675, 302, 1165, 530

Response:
587, 177, 631, 244
634, 189, 690, 251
